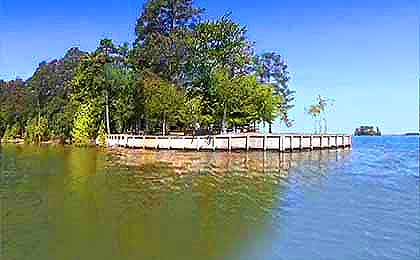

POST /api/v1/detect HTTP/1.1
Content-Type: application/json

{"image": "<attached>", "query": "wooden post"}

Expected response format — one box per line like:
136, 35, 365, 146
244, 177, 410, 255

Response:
213, 136, 216, 151
246, 135, 249, 151
143, 136, 146, 149
320, 135, 323, 149
263, 135, 267, 151
299, 136, 303, 150
328, 135, 330, 148
228, 136, 232, 152
342, 135, 345, 148
309, 135, 314, 151
197, 136, 200, 151
155, 136, 158, 150
182, 136, 185, 150
290, 136, 293, 152
168, 136, 171, 150
279, 136, 282, 152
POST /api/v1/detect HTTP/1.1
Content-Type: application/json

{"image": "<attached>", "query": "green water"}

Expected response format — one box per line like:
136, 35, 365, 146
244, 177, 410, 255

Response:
0, 145, 292, 260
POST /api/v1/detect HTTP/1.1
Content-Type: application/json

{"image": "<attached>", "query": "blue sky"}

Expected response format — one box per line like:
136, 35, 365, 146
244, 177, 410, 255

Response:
0, 0, 418, 134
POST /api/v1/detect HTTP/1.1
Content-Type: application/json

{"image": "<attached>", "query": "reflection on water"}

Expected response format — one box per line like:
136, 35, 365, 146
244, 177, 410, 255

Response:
1, 138, 418, 260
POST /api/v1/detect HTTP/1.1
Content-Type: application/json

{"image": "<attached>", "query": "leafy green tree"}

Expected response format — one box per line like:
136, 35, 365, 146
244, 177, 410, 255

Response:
49, 102, 76, 142
3, 124, 20, 142
27, 48, 85, 139
182, 96, 212, 131
143, 72, 186, 135
24, 116, 49, 144
133, 0, 203, 84
72, 40, 137, 135
187, 16, 253, 95
72, 102, 98, 146
96, 122, 107, 147
254, 52, 294, 132
206, 68, 280, 132
104, 64, 137, 134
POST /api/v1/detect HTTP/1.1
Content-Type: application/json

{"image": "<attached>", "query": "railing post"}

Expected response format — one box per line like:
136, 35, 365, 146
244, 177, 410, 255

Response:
197, 136, 200, 151
213, 136, 216, 151
278, 135, 282, 152
310, 135, 313, 150
228, 136, 232, 152
263, 135, 267, 151
290, 136, 293, 152
246, 135, 249, 151
143, 135, 146, 149
299, 136, 303, 150
168, 136, 171, 150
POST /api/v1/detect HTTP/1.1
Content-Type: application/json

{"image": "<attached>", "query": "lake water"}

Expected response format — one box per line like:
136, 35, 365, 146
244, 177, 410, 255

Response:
0, 136, 419, 260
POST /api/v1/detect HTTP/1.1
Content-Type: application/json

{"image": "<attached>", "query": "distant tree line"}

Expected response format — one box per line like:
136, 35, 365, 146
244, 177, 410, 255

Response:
0, 0, 295, 145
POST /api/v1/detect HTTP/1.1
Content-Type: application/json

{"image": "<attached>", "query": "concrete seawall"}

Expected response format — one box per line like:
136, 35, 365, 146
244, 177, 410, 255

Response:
107, 134, 352, 152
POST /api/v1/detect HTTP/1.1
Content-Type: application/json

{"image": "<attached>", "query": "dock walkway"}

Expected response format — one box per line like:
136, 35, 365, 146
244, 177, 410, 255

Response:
107, 134, 352, 152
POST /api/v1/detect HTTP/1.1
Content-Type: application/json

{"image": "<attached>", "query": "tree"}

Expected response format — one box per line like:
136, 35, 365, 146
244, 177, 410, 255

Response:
186, 16, 253, 95
108, 66, 138, 133
306, 95, 333, 134
181, 96, 212, 132
72, 102, 98, 146
27, 48, 85, 140
25, 116, 49, 144
142, 72, 186, 135
254, 52, 294, 132
0, 79, 29, 136
133, 0, 203, 84
72, 39, 136, 135
96, 122, 107, 147
206, 68, 280, 133
3, 124, 19, 142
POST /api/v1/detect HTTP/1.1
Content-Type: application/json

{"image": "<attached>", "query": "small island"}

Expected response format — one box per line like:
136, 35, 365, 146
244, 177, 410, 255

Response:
354, 126, 381, 136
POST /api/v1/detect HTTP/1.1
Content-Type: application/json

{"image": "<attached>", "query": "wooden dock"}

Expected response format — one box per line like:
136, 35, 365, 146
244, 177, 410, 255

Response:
107, 134, 352, 152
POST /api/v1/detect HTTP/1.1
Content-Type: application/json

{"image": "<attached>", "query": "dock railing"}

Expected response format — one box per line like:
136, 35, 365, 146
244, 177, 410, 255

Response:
107, 134, 352, 152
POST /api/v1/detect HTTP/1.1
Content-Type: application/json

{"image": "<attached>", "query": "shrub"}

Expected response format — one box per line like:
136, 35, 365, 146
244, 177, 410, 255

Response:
3, 124, 19, 142
96, 122, 107, 147
24, 116, 49, 144
71, 102, 97, 146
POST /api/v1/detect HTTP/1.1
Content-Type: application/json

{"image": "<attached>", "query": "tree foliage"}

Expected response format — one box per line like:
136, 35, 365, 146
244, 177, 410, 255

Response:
142, 72, 186, 134
133, 0, 203, 84
25, 116, 49, 144
72, 102, 98, 146
254, 52, 294, 128
307, 95, 334, 134
187, 16, 253, 94
1, 1, 296, 143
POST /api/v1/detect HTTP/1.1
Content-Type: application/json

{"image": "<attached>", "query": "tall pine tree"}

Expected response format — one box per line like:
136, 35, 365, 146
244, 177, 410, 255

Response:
132, 0, 203, 85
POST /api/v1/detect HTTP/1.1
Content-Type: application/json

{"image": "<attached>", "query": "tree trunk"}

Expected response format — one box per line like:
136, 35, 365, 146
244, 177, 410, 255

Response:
105, 92, 111, 134
38, 119, 41, 144
318, 119, 322, 134
222, 105, 227, 134
162, 112, 166, 136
